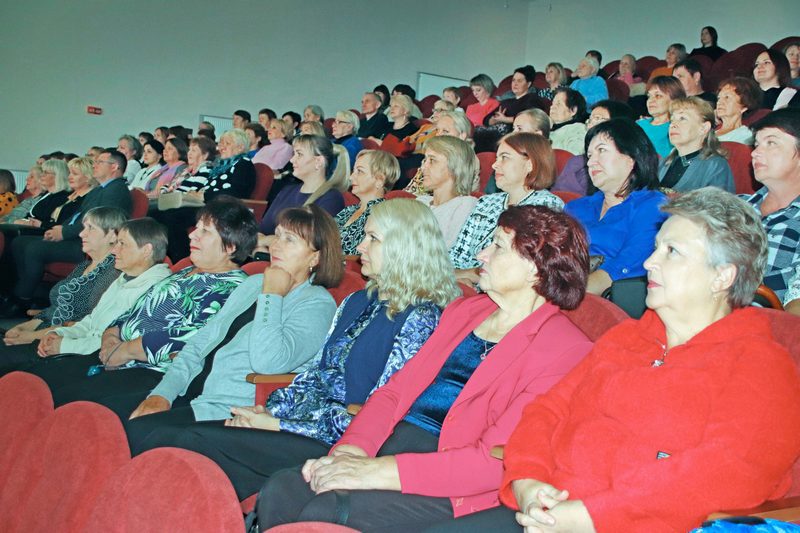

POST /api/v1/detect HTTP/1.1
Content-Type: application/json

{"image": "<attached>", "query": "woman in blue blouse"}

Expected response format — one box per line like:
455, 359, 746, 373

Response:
136, 199, 461, 499
335, 150, 400, 255
1, 207, 126, 346
32, 198, 257, 407
565, 119, 668, 296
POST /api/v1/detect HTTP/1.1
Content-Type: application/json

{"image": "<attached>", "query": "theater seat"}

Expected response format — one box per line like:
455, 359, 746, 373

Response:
242, 260, 270, 275
252, 164, 275, 201
477, 152, 496, 191
552, 190, 581, 204
131, 188, 149, 219
0, 372, 53, 481
342, 191, 359, 207
553, 149, 573, 176
83, 448, 244, 533
606, 78, 630, 102
265, 522, 359, 532
721, 141, 756, 194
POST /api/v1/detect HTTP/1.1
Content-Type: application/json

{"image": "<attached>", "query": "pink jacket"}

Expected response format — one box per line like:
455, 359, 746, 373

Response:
333, 295, 593, 518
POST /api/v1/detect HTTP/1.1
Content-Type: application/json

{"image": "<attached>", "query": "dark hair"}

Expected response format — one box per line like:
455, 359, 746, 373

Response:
49, 151, 66, 160
646, 75, 687, 100
0, 169, 16, 194
593, 99, 637, 121
244, 123, 267, 148
392, 84, 416, 100
165, 138, 188, 163
155, 126, 170, 139
675, 58, 703, 78
554, 87, 589, 122
190, 136, 218, 161
275, 205, 344, 288
145, 140, 166, 165
585, 119, 661, 196
138, 131, 154, 144
497, 205, 589, 310
514, 65, 536, 83
258, 108, 277, 120
760, 49, 793, 87
501, 132, 556, 190
168, 125, 191, 145
718, 77, 763, 115
703, 26, 719, 46
102, 149, 128, 176
586, 50, 603, 66
234, 109, 251, 123
199, 121, 215, 131
373, 84, 390, 103
197, 128, 216, 141
282, 111, 301, 127
196, 197, 258, 264
120, 217, 168, 264
64, 153, 78, 162
751, 107, 800, 147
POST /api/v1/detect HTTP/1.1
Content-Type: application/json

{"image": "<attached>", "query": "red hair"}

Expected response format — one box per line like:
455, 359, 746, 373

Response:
497, 205, 589, 310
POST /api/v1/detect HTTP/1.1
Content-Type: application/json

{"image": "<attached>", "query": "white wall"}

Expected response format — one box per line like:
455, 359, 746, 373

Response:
0, 0, 532, 171
525, 0, 799, 71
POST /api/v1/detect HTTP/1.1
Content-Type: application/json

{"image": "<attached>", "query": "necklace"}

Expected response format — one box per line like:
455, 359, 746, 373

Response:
652, 341, 668, 367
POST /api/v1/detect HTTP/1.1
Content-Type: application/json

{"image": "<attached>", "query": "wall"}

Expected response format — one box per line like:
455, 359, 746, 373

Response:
525, 0, 799, 72
0, 0, 532, 171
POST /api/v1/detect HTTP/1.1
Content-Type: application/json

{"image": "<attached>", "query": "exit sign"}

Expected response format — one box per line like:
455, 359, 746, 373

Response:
87, 106, 103, 115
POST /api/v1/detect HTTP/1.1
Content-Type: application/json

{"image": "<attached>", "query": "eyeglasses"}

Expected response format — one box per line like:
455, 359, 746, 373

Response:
334, 119, 352, 126
94, 160, 114, 165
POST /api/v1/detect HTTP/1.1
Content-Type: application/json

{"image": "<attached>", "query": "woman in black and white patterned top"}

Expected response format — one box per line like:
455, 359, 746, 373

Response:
1, 206, 126, 346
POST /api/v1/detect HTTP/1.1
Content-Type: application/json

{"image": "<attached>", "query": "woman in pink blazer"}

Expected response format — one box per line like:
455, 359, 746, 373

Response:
256, 205, 595, 532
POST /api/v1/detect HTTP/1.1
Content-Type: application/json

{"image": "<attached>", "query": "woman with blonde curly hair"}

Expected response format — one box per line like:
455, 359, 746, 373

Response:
136, 199, 461, 500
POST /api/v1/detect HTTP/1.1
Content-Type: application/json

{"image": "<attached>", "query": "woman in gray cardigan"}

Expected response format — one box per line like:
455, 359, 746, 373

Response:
657, 97, 735, 193
124, 205, 344, 453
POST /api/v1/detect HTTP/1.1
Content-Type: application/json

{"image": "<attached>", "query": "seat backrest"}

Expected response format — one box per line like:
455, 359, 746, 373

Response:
360, 137, 381, 150
772, 36, 800, 52
605, 78, 630, 102
0, 402, 130, 532
602, 59, 620, 79
252, 164, 275, 201
83, 447, 244, 533
758, 308, 800, 496
342, 191, 359, 207
130, 188, 149, 219
0, 372, 53, 482
242, 260, 270, 275
476, 152, 496, 192
552, 190, 581, 204
418, 94, 440, 118
265, 523, 359, 532
385, 190, 416, 200
635, 56, 666, 81
553, 148, 574, 176
563, 293, 629, 342
721, 141, 756, 194
171, 256, 194, 272
328, 269, 366, 305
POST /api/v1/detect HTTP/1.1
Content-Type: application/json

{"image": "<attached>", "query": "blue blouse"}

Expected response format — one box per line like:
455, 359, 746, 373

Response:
404, 331, 496, 436
267, 289, 443, 446
566, 189, 668, 281
636, 118, 673, 158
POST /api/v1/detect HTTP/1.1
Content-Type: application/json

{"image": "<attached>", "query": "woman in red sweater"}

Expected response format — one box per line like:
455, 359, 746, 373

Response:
439, 187, 800, 532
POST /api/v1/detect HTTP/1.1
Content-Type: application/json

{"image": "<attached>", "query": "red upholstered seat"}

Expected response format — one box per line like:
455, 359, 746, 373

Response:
328, 269, 367, 306
130, 187, 149, 219
563, 293, 629, 342
721, 141, 757, 195
170, 256, 194, 272
342, 191, 359, 207
602, 60, 620, 79
360, 137, 381, 150
252, 163, 275, 201
476, 152, 497, 192
265, 523, 359, 532
552, 190, 581, 204
418, 94, 439, 118
708, 43, 767, 94
385, 190, 416, 200
242, 260, 270, 275
83, 447, 244, 533
635, 56, 666, 81
553, 148, 573, 176
0, 372, 53, 481
606, 78, 630, 102
0, 401, 130, 532
772, 36, 800, 52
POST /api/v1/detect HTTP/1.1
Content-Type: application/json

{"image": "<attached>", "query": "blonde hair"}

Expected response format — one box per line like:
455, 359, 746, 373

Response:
357, 150, 400, 192
424, 136, 477, 196
41, 159, 69, 192
269, 118, 293, 140
335, 110, 361, 135
665, 96, 727, 166
390, 94, 415, 117
68, 156, 98, 187
292, 135, 350, 206
299, 121, 326, 137
367, 199, 460, 317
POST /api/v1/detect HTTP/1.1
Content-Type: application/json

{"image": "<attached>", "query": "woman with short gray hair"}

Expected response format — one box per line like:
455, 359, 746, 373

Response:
332, 110, 363, 171
570, 56, 609, 108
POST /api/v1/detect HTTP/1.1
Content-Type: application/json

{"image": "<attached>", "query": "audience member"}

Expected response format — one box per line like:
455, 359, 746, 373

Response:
145, 138, 188, 197
549, 88, 589, 154
442, 86, 462, 108
716, 77, 763, 145
0, 166, 43, 223
673, 58, 717, 106
357, 92, 390, 139
257, 205, 594, 531
570, 57, 608, 108
785, 42, 800, 87
753, 49, 800, 110
658, 97, 734, 192
648, 43, 687, 80
258, 108, 277, 129
613, 54, 642, 87
0, 170, 18, 217
153, 126, 169, 145
244, 123, 268, 158
566, 119, 667, 296
253, 119, 294, 171
303, 105, 324, 123
117, 134, 143, 183
466, 74, 500, 127
129, 140, 165, 190
690, 25, 728, 61
331, 110, 363, 170
233, 110, 251, 128
282, 111, 302, 137
336, 150, 399, 255
636, 76, 686, 157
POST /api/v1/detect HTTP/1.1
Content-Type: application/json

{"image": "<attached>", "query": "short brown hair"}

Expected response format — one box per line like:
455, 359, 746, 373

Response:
501, 132, 556, 190
190, 136, 218, 161
276, 205, 344, 289
646, 75, 686, 100
717, 77, 763, 115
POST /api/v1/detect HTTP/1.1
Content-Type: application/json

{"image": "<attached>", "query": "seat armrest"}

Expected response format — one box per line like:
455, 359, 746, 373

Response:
707, 495, 800, 522
346, 404, 362, 416
246, 373, 296, 384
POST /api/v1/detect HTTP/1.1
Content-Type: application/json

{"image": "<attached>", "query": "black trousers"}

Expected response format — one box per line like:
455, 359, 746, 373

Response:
12, 236, 84, 299
421, 505, 521, 532
257, 422, 452, 532
151, 207, 199, 263
124, 404, 197, 456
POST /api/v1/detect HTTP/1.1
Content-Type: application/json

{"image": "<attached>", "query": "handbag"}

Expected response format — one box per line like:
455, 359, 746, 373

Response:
157, 191, 205, 211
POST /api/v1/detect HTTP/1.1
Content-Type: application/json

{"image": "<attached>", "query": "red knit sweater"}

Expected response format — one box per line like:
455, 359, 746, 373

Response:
500, 307, 800, 532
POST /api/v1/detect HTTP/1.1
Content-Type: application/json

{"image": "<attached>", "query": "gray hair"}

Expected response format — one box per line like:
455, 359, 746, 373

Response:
437, 110, 473, 140
662, 187, 767, 308
41, 159, 70, 192
424, 136, 477, 196
83, 206, 127, 235
335, 110, 361, 135
469, 73, 496, 95
305, 104, 325, 121
221, 129, 250, 154
516, 108, 552, 138
119, 217, 168, 265
669, 43, 688, 62
582, 57, 600, 76
118, 134, 143, 160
